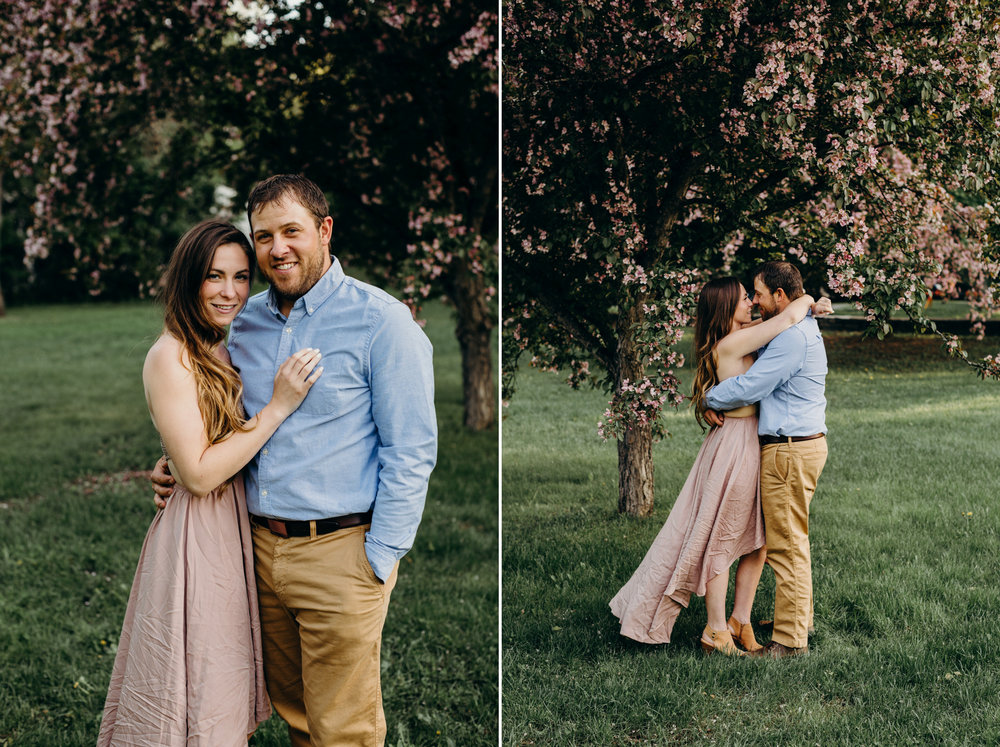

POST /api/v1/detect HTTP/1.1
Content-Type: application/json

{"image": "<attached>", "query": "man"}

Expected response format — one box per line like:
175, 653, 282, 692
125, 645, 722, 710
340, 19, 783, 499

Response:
153, 174, 437, 744
704, 260, 828, 659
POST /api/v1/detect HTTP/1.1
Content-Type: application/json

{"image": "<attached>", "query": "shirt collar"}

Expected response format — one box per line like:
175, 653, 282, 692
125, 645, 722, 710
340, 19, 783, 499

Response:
265, 255, 345, 318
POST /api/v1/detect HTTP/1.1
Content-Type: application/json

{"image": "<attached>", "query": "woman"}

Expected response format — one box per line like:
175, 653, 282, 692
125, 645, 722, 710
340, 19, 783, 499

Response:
610, 277, 830, 655
98, 221, 323, 745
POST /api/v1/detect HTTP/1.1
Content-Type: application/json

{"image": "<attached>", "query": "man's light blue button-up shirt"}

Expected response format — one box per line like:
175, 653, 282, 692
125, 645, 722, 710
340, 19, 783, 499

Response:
705, 314, 827, 437
228, 258, 437, 581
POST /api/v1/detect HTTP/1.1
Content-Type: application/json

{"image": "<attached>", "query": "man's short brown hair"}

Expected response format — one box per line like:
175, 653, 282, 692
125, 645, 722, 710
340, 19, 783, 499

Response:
755, 260, 804, 300
246, 174, 329, 230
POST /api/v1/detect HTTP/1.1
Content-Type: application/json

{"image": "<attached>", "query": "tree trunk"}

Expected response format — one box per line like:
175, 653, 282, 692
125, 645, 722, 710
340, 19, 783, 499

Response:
617, 419, 654, 516
458, 318, 494, 430
615, 294, 654, 516
453, 260, 496, 431
0, 172, 5, 317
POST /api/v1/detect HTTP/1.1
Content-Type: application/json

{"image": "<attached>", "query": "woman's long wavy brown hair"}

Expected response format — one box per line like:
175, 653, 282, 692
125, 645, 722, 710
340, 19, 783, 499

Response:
161, 221, 255, 445
691, 277, 742, 429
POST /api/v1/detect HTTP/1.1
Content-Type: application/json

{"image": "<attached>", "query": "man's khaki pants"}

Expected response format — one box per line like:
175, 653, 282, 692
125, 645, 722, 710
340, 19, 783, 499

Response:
760, 437, 827, 649
252, 523, 397, 747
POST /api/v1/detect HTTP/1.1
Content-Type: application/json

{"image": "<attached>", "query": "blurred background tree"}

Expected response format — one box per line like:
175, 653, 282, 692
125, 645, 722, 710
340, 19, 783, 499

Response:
0, 0, 497, 429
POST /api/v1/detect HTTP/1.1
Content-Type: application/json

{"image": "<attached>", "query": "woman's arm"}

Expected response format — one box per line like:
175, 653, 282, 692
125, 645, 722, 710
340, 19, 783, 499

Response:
143, 339, 322, 498
716, 293, 816, 360
736, 297, 833, 330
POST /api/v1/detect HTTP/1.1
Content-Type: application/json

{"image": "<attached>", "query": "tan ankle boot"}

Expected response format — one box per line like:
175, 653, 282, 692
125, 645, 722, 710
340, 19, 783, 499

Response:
727, 615, 762, 653
701, 624, 744, 656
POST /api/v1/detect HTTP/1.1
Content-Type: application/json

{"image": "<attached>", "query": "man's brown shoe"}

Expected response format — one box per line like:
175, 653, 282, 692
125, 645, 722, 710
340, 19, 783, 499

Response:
753, 641, 807, 659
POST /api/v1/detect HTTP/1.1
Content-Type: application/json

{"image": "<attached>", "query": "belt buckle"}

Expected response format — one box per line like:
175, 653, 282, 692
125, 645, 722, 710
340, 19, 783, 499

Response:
267, 518, 289, 538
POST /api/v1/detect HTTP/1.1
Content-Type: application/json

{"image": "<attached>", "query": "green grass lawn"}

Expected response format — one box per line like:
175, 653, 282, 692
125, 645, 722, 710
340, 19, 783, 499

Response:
502, 331, 1000, 745
0, 299, 498, 747
831, 298, 982, 320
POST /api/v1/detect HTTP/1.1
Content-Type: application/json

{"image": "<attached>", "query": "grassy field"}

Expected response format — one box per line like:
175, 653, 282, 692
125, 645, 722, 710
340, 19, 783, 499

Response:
830, 298, 981, 320
502, 331, 1000, 745
0, 298, 498, 746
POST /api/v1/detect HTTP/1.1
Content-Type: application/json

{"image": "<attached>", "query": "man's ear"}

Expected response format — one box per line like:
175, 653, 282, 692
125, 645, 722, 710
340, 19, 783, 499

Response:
320, 215, 334, 246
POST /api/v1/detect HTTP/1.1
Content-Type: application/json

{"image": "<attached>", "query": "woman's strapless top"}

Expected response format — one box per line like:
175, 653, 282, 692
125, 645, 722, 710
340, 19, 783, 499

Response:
724, 404, 757, 419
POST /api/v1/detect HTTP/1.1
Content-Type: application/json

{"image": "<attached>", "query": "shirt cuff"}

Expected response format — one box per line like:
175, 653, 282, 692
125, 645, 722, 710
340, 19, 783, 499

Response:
364, 533, 399, 583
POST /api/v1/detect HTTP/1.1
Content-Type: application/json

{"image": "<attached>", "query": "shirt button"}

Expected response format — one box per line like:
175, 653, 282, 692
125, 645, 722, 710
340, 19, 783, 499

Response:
308, 307, 314, 313
284, 328, 292, 334
262, 489, 268, 496
262, 448, 268, 456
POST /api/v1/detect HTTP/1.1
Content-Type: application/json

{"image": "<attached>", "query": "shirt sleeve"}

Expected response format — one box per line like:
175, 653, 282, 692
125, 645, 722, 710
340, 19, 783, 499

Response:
705, 326, 806, 411
364, 302, 438, 581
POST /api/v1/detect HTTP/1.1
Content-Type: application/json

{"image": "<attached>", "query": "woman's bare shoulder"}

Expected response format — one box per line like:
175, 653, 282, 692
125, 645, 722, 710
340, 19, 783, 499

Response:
143, 334, 191, 382
713, 346, 754, 382
712, 333, 744, 367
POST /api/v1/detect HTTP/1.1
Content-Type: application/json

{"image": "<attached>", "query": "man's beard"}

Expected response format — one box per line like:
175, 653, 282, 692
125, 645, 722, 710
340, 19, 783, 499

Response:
265, 248, 328, 304
272, 275, 316, 305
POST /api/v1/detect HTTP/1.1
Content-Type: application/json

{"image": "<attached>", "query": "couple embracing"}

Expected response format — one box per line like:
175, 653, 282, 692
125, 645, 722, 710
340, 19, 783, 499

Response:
98, 174, 437, 745
611, 261, 829, 659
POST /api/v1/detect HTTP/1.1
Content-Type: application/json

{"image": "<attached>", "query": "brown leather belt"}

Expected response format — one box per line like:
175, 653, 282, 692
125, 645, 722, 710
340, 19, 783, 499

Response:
250, 511, 373, 538
759, 433, 825, 446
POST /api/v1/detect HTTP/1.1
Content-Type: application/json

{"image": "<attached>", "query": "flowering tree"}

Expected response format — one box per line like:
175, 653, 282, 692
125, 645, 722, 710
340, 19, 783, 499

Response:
219, 1, 499, 431
0, 0, 241, 300
504, 0, 1000, 515
1, 0, 497, 430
